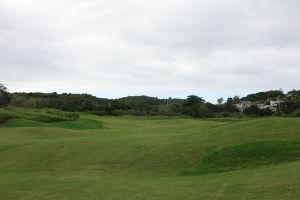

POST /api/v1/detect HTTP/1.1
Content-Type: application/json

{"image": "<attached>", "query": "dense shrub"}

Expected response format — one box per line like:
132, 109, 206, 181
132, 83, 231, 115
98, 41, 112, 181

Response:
0, 111, 14, 124
183, 104, 214, 118
292, 109, 300, 117
281, 99, 300, 114
244, 105, 273, 117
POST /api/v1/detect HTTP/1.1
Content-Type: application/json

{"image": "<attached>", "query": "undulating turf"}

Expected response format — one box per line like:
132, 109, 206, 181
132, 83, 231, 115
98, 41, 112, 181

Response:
0, 113, 299, 199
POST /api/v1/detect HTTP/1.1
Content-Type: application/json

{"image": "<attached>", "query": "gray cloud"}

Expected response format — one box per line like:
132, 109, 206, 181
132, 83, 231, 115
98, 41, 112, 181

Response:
0, 0, 299, 102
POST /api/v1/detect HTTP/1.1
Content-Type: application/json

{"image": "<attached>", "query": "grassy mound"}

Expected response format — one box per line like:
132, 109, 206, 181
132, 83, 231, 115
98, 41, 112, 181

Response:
0, 107, 79, 123
199, 140, 300, 174
1, 118, 102, 130
0, 108, 102, 130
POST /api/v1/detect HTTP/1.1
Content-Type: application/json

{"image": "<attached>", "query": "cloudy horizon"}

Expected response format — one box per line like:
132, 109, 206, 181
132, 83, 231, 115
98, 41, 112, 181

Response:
1, 0, 299, 102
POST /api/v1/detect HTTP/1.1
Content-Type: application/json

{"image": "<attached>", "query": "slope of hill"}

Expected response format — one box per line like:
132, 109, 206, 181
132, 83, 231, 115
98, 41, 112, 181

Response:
0, 113, 299, 199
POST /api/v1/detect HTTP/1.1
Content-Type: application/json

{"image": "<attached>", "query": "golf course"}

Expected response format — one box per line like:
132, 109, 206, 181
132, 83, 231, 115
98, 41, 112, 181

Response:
1, 0, 300, 198
0, 110, 299, 199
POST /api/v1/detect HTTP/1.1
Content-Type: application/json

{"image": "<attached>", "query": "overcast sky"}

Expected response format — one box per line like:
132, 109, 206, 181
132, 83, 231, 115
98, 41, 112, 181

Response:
0, 0, 299, 102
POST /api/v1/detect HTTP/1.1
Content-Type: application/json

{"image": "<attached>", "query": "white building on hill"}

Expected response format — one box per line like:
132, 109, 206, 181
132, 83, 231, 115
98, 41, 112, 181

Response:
269, 100, 282, 111
235, 100, 283, 112
257, 104, 270, 110
235, 101, 251, 111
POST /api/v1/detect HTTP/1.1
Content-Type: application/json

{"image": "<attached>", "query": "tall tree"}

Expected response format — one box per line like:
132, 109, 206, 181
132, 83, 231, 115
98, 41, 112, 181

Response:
217, 97, 224, 104
0, 83, 10, 107
185, 95, 205, 106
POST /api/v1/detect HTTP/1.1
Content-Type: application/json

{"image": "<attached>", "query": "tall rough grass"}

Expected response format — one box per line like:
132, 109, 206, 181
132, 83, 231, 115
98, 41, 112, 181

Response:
0, 107, 79, 123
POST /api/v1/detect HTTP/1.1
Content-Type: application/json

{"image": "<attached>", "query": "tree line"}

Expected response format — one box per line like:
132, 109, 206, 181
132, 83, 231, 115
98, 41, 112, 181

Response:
0, 83, 299, 118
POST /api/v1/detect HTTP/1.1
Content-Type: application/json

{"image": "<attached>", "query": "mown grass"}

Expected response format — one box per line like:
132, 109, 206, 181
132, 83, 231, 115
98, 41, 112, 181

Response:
0, 113, 299, 199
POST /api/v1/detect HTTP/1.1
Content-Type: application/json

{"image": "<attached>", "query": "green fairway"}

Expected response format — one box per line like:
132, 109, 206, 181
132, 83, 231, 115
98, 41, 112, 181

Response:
0, 114, 299, 199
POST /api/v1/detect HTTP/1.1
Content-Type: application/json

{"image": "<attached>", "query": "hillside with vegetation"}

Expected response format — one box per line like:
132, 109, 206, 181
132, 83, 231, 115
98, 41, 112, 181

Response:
1, 84, 300, 118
